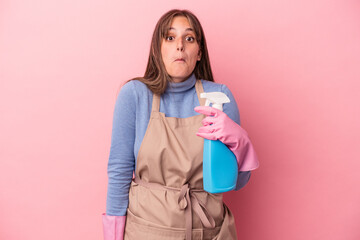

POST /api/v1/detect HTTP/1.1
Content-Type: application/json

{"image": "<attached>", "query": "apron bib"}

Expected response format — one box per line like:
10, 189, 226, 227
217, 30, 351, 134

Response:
124, 80, 238, 240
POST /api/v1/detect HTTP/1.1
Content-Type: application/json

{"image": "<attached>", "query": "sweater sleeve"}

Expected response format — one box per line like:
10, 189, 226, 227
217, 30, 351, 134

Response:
221, 84, 251, 191
106, 81, 136, 216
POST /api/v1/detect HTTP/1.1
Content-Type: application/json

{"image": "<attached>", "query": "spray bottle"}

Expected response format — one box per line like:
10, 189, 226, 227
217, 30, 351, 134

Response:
200, 92, 238, 193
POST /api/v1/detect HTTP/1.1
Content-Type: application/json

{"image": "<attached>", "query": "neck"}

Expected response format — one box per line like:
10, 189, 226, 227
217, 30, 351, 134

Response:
166, 73, 197, 93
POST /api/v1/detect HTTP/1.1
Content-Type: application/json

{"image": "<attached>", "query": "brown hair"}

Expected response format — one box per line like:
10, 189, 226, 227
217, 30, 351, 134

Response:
126, 9, 214, 95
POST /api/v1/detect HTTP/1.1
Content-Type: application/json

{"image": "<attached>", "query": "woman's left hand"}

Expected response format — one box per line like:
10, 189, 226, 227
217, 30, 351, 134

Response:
194, 106, 259, 171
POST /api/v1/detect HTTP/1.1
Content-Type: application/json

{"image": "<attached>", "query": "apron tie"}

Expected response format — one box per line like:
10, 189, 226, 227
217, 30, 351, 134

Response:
134, 177, 216, 240
178, 183, 216, 240
178, 184, 192, 240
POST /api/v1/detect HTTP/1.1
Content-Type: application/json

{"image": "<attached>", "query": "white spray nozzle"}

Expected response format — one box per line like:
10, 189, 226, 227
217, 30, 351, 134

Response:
200, 92, 230, 111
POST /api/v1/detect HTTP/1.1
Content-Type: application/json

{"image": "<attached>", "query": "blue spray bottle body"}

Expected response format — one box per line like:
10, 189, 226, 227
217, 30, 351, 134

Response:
200, 92, 238, 193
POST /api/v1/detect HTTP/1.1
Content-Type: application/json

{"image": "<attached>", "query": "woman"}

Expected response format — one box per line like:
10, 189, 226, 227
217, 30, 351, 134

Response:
102, 9, 259, 240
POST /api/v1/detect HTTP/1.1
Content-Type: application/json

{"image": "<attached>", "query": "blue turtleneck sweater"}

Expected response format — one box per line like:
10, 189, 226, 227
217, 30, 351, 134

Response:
106, 73, 252, 216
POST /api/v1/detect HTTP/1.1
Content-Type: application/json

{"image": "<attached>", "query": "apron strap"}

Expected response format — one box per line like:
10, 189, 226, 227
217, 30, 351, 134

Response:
152, 93, 161, 113
134, 177, 216, 240
195, 80, 206, 106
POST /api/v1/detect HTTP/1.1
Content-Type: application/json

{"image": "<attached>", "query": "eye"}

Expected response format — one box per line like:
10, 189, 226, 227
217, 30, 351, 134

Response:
186, 36, 195, 42
165, 36, 174, 41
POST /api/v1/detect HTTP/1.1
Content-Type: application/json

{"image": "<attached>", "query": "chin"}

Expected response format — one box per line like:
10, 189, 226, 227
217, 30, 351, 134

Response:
170, 71, 191, 79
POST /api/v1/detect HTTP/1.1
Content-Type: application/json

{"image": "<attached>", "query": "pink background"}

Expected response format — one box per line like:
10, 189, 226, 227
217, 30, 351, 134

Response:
1, 0, 359, 239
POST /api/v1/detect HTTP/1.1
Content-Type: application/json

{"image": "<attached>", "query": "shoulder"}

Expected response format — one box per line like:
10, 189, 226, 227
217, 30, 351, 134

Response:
120, 79, 150, 94
201, 79, 240, 125
201, 79, 222, 91
200, 79, 234, 97
117, 79, 152, 101
128, 79, 150, 91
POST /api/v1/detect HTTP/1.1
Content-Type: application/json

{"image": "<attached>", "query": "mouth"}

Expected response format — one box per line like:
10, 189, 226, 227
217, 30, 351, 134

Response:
175, 58, 185, 62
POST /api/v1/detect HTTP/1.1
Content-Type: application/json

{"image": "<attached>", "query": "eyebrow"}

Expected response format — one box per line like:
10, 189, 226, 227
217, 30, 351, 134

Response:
168, 27, 194, 32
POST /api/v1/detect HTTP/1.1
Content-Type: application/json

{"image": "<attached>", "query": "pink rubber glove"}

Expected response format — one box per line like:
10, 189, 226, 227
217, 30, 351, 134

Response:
102, 213, 126, 240
194, 106, 259, 171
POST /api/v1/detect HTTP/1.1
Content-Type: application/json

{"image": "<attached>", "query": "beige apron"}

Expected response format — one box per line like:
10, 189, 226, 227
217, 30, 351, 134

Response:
124, 80, 238, 240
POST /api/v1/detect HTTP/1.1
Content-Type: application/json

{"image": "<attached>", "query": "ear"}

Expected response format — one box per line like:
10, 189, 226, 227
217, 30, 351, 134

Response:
197, 50, 202, 61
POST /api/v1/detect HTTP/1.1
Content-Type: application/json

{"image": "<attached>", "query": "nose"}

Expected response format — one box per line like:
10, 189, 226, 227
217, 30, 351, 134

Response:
176, 38, 184, 51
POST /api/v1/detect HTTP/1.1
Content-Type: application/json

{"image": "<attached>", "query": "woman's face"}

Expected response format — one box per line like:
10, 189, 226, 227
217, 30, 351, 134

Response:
161, 16, 201, 83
